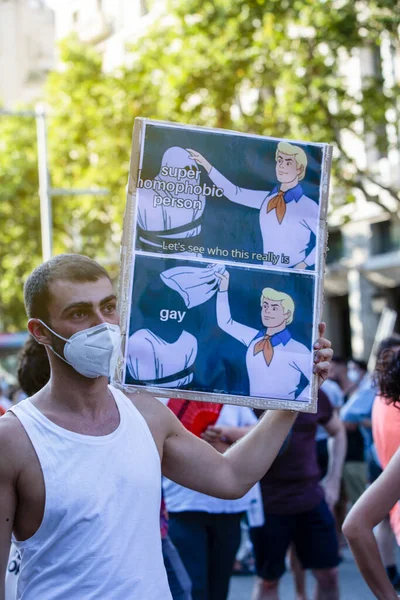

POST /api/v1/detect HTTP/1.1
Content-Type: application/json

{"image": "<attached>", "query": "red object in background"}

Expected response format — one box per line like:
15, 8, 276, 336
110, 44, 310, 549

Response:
167, 399, 223, 437
0, 406, 6, 416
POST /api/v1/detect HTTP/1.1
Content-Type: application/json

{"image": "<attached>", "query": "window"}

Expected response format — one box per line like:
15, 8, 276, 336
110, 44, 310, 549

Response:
371, 219, 400, 255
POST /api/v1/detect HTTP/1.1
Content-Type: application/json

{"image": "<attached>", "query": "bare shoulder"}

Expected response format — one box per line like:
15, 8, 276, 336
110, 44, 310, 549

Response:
127, 391, 169, 419
124, 391, 179, 455
0, 412, 29, 478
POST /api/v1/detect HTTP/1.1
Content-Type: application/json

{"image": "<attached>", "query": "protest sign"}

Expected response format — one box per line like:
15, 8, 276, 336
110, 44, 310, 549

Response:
114, 119, 332, 412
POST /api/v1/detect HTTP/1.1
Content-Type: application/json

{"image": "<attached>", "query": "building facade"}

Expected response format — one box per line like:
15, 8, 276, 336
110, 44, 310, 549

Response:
52, 0, 163, 72
324, 38, 400, 361
0, 0, 55, 108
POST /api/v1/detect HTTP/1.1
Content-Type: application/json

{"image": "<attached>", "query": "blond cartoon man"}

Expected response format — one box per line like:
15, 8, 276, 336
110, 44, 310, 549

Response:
216, 270, 312, 401
188, 141, 319, 270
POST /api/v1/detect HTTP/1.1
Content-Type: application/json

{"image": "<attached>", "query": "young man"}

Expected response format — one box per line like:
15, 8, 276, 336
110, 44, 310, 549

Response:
216, 270, 311, 401
188, 141, 318, 269
6, 335, 193, 600
0, 254, 332, 600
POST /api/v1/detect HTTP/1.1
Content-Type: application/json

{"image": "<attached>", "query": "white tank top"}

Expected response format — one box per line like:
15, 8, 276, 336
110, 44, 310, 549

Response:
10, 386, 172, 600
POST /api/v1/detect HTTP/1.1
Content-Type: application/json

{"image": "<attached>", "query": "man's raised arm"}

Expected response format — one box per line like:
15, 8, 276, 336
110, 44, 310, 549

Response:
161, 324, 332, 500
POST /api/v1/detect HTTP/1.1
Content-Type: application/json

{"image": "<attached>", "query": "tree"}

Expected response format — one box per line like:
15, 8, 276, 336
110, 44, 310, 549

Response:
1, 1, 399, 330
121, 0, 400, 216
0, 114, 41, 331
0, 38, 132, 330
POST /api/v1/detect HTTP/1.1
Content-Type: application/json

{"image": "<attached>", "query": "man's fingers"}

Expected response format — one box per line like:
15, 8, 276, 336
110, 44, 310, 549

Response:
314, 336, 332, 350
201, 430, 219, 442
206, 426, 221, 434
314, 348, 333, 363
318, 322, 326, 337
314, 360, 331, 375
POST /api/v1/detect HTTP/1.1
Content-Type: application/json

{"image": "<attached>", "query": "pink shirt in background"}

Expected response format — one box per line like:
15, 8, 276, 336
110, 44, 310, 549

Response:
372, 395, 400, 544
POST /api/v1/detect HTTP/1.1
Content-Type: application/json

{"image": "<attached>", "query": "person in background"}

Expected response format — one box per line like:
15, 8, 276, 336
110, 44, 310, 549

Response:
333, 357, 368, 508
162, 402, 263, 600
340, 336, 400, 589
288, 379, 344, 600
16, 336, 50, 397
343, 343, 400, 599
161, 494, 193, 600
317, 379, 344, 477
249, 389, 346, 600
328, 355, 366, 552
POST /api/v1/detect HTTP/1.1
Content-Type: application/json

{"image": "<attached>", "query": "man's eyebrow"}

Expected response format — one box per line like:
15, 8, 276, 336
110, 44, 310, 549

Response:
62, 295, 117, 316
100, 294, 117, 306
62, 301, 93, 316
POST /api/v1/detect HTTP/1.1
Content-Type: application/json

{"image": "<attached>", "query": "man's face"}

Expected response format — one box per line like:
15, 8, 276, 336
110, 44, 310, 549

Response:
276, 152, 303, 184
46, 277, 118, 341
261, 298, 290, 329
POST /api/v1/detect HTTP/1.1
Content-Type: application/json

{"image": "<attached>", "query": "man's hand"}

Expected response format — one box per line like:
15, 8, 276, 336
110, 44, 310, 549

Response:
293, 261, 308, 270
201, 425, 225, 444
201, 426, 230, 453
215, 270, 230, 292
313, 322, 333, 387
186, 149, 212, 174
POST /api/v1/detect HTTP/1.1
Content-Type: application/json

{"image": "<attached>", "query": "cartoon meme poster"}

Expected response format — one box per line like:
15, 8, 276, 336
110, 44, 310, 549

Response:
114, 119, 332, 412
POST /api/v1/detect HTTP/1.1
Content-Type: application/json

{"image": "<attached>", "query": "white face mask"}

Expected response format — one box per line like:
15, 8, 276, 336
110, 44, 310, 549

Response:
37, 320, 121, 379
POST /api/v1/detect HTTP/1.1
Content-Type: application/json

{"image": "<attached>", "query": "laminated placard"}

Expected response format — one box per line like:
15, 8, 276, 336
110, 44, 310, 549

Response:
113, 118, 332, 412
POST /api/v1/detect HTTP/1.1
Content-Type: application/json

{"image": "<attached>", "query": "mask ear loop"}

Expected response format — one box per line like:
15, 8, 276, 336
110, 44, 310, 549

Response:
29, 319, 72, 367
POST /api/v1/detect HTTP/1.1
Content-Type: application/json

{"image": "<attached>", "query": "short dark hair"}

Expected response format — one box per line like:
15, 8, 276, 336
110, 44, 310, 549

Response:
24, 254, 110, 322
17, 336, 50, 396
376, 334, 400, 359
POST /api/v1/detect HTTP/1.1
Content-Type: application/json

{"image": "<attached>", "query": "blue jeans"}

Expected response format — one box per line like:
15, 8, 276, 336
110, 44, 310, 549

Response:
162, 536, 192, 600
168, 511, 243, 600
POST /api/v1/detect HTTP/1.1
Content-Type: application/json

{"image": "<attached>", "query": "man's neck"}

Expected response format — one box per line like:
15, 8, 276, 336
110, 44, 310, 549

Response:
36, 357, 111, 417
266, 323, 287, 336
280, 178, 299, 192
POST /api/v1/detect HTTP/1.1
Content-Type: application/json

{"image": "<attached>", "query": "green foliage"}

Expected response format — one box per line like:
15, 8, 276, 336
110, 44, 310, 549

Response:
0, 1, 399, 330
0, 115, 41, 331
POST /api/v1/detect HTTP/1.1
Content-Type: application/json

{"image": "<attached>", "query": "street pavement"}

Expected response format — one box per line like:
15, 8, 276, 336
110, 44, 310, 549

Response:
228, 547, 376, 599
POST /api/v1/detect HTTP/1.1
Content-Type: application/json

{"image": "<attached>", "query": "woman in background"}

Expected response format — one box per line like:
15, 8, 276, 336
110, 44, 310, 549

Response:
344, 346, 400, 599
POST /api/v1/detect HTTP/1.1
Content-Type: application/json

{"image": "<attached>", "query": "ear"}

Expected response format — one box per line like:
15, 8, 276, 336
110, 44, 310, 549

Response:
27, 319, 52, 345
297, 164, 304, 176
284, 310, 291, 322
